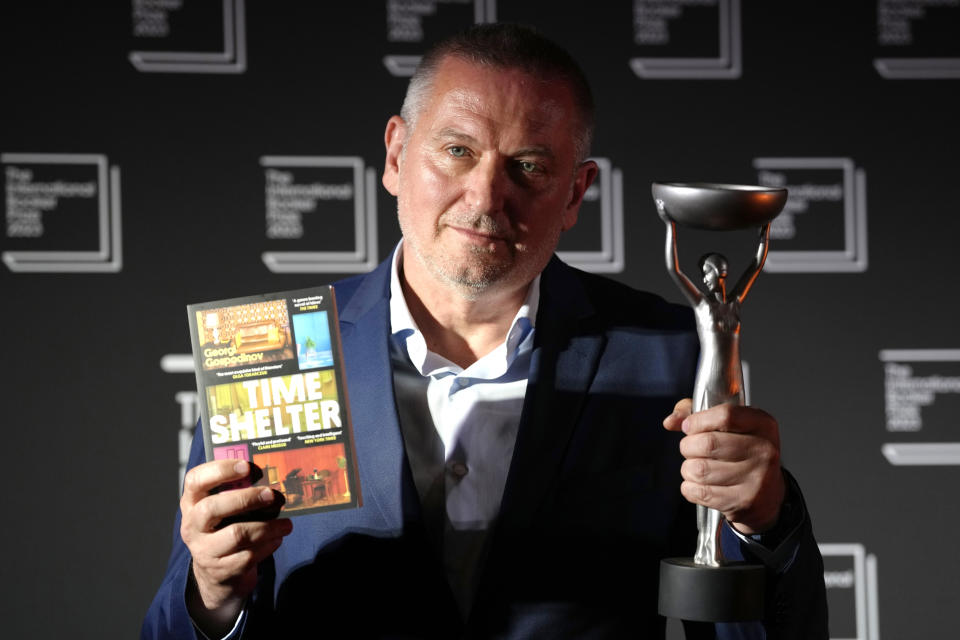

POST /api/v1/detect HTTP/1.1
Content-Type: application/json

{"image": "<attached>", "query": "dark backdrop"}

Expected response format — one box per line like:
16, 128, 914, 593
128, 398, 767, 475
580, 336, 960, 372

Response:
2, 1, 957, 638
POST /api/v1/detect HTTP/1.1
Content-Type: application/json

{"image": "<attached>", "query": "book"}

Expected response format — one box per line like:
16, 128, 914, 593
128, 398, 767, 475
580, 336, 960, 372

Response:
187, 286, 361, 516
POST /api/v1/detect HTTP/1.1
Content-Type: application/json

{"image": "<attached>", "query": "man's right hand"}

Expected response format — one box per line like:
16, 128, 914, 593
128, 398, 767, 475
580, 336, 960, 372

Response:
180, 459, 293, 635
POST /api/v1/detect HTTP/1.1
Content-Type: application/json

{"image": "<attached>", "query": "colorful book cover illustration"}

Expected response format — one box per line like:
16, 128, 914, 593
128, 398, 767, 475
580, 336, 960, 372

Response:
187, 287, 361, 516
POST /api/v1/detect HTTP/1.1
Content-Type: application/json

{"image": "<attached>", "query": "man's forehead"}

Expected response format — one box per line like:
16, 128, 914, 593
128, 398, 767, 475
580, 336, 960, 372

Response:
439, 87, 562, 128
422, 59, 574, 139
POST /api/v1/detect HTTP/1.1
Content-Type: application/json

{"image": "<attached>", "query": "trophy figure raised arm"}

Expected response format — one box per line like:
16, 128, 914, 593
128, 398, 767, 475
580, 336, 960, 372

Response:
652, 182, 787, 623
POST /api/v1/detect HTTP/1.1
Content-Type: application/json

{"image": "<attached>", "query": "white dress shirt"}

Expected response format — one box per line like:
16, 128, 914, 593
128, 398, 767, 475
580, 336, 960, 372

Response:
389, 242, 539, 615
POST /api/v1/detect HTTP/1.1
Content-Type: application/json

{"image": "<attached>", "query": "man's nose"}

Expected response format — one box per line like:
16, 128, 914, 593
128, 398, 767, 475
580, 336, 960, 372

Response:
464, 158, 507, 214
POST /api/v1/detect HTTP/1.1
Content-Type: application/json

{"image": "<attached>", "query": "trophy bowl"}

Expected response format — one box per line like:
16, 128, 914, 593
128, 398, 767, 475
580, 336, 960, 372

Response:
652, 182, 787, 230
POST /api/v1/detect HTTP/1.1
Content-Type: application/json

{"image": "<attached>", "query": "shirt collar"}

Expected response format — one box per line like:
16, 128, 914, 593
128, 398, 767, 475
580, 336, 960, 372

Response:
389, 240, 539, 379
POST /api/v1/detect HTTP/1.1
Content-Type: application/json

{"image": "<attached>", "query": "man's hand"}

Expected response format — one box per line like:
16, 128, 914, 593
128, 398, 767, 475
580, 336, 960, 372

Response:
663, 399, 786, 535
180, 459, 293, 635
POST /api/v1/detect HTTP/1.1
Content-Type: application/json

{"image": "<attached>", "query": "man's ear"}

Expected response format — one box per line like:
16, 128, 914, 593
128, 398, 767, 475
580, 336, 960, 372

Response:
561, 159, 599, 231
382, 115, 407, 197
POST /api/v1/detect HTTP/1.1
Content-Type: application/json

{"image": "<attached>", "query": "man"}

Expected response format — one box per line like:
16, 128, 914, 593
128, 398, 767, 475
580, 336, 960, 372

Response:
144, 24, 827, 639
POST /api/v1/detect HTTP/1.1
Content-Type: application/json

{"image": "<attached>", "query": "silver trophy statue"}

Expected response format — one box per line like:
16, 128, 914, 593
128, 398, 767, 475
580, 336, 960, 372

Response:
652, 182, 787, 622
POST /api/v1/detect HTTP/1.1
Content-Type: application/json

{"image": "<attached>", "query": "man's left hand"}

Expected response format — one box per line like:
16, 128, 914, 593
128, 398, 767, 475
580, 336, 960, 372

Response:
664, 398, 786, 535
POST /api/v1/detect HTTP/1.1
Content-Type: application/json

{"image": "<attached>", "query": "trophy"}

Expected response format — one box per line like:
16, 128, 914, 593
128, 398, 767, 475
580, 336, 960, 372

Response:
652, 182, 787, 622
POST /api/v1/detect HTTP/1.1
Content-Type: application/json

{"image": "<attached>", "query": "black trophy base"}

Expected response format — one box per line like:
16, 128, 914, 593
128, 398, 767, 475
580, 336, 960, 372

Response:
658, 558, 765, 622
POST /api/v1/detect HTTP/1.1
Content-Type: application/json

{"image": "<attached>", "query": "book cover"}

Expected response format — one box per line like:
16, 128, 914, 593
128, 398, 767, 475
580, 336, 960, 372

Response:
187, 286, 361, 516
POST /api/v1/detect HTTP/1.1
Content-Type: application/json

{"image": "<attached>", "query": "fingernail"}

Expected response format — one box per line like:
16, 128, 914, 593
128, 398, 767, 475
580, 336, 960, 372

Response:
259, 488, 274, 503
234, 460, 248, 475
681, 418, 690, 434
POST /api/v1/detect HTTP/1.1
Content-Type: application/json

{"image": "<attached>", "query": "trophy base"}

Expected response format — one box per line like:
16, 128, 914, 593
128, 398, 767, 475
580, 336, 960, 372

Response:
658, 558, 765, 622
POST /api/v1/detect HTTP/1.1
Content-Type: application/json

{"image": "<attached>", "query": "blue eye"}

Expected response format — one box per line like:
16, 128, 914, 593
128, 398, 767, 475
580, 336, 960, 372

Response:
519, 161, 538, 173
448, 146, 467, 157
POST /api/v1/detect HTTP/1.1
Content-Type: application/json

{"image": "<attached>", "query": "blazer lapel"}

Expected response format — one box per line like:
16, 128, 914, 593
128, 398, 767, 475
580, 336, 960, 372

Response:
496, 257, 605, 531
337, 259, 422, 531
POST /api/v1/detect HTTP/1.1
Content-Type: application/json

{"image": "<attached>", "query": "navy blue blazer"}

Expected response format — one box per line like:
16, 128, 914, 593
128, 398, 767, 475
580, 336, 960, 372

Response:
143, 255, 827, 639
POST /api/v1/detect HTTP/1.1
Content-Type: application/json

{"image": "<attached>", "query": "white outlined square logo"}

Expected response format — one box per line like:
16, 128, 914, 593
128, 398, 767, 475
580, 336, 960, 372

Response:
383, 0, 496, 76
879, 349, 960, 466
874, 0, 960, 78
130, 0, 246, 74
819, 543, 880, 640
556, 157, 624, 274
754, 157, 868, 273
260, 156, 379, 274
630, 0, 741, 79
2, 153, 122, 273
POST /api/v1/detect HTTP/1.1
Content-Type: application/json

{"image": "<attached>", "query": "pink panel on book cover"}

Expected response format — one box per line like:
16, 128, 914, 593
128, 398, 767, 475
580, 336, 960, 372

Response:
214, 445, 249, 461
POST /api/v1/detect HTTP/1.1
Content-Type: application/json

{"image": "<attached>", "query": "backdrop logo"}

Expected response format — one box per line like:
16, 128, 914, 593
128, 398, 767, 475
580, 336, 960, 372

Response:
159, 353, 199, 492
2, 153, 122, 273
129, 0, 246, 73
383, 0, 496, 76
879, 349, 960, 465
555, 157, 624, 273
630, 0, 741, 79
820, 543, 880, 640
754, 157, 868, 273
874, 0, 960, 78
260, 156, 379, 273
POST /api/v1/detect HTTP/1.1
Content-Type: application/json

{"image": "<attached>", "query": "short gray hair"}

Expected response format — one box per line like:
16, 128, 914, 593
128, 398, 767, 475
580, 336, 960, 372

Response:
400, 23, 595, 164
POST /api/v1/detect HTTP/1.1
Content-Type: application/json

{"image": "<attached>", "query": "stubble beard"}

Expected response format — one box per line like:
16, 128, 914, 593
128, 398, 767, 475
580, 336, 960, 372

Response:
398, 206, 520, 301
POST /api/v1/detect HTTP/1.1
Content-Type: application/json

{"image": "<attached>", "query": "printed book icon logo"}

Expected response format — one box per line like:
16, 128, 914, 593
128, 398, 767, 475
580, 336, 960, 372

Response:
754, 157, 868, 273
2, 153, 122, 273
879, 349, 960, 466
819, 543, 880, 640
630, 0, 741, 79
260, 156, 379, 274
129, 0, 246, 74
383, 0, 496, 77
555, 157, 624, 274
874, 0, 960, 79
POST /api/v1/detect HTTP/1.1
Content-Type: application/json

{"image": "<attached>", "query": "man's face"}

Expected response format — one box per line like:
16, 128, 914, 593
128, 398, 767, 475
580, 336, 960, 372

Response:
382, 56, 596, 299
